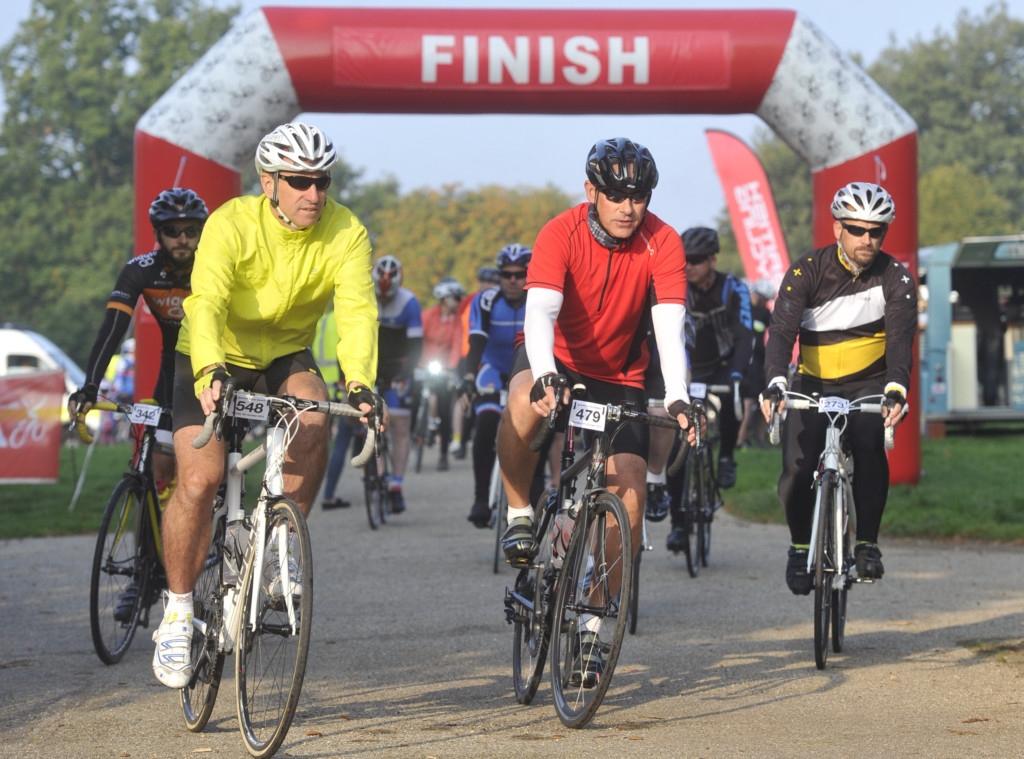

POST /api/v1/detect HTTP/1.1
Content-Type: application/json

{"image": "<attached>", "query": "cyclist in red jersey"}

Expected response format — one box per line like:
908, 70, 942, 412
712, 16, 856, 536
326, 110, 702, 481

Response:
495, 138, 694, 682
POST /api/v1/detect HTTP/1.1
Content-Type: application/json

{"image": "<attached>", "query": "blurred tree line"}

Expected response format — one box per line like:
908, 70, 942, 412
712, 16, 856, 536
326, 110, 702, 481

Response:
716, 1, 1024, 274
0, 1, 1020, 362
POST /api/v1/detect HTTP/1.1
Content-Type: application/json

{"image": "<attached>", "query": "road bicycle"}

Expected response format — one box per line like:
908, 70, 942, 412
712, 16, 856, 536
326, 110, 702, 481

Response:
504, 384, 679, 728
76, 398, 168, 665
411, 361, 456, 473
181, 385, 374, 757
357, 419, 391, 529
666, 382, 731, 577
768, 390, 894, 669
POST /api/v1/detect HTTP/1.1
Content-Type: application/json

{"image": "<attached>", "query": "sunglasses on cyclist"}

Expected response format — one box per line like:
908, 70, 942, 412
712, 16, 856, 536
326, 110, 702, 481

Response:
841, 222, 887, 240
161, 224, 201, 239
500, 270, 527, 281
601, 189, 650, 204
279, 174, 332, 192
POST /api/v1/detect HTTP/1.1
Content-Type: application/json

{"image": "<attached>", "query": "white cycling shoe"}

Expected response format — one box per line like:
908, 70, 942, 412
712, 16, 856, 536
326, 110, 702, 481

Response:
152, 607, 193, 689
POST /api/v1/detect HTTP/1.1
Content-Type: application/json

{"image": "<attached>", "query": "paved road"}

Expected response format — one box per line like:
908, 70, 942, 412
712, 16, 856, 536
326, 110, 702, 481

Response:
2, 451, 1022, 758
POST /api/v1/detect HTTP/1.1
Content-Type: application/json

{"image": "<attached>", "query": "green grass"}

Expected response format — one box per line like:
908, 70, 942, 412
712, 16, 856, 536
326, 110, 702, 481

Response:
727, 435, 1024, 543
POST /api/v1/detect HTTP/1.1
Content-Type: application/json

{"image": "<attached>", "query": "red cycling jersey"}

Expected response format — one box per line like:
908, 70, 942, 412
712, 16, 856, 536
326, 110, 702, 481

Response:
420, 303, 463, 368
527, 203, 686, 387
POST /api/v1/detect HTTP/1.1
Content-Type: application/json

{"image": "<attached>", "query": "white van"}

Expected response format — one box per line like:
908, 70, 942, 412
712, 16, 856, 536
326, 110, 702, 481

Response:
0, 324, 96, 430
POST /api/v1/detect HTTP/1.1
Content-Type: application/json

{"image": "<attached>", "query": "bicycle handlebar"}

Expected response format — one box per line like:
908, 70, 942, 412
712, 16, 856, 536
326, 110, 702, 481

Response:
768, 392, 894, 450
70, 398, 166, 445
192, 394, 379, 466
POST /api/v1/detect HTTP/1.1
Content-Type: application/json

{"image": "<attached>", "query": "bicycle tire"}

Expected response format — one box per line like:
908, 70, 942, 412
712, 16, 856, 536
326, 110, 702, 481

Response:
627, 549, 641, 635
682, 455, 700, 578
490, 461, 506, 574
833, 479, 854, 653
89, 476, 152, 664
363, 455, 383, 530
511, 528, 554, 704
413, 403, 428, 474
182, 516, 227, 732
549, 491, 633, 728
236, 497, 313, 758
699, 450, 715, 568
813, 473, 836, 670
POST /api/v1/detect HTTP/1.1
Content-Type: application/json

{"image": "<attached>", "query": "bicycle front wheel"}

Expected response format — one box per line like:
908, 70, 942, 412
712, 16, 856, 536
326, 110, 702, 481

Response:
89, 476, 151, 664
813, 474, 837, 670
182, 516, 227, 732
511, 526, 554, 704
363, 456, 385, 530
236, 498, 313, 758
549, 492, 633, 728
682, 456, 701, 578
490, 461, 507, 574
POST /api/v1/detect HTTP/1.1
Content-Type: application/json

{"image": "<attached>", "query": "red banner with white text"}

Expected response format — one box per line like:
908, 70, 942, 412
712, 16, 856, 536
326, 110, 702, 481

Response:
0, 371, 65, 484
706, 129, 790, 287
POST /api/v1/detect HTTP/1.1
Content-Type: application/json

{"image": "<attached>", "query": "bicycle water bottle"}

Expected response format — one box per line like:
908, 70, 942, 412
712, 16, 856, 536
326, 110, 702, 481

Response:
223, 519, 248, 586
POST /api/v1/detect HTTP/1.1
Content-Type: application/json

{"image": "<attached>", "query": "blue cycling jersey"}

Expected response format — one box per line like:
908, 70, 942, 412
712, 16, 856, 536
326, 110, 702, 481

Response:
469, 287, 524, 379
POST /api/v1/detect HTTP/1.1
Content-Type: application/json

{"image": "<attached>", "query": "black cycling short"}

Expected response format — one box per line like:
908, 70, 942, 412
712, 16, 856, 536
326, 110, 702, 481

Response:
510, 345, 648, 459
172, 350, 323, 432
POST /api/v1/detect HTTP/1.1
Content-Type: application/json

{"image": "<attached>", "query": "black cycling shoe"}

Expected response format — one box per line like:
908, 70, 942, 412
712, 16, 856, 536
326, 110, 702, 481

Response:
467, 500, 491, 528
645, 483, 670, 522
717, 457, 737, 489
786, 546, 813, 595
322, 497, 351, 510
855, 543, 885, 579
501, 517, 537, 567
437, 455, 449, 472
388, 489, 406, 514
114, 582, 140, 623
570, 631, 605, 689
666, 526, 687, 554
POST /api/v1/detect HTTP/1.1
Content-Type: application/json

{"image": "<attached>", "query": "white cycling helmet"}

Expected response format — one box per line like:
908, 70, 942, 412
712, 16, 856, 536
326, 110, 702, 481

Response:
255, 122, 337, 174
372, 255, 403, 297
830, 182, 896, 224
433, 278, 464, 300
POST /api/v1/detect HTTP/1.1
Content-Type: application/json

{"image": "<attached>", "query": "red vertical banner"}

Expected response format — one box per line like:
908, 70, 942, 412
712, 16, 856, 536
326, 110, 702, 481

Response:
705, 129, 790, 286
0, 371, 65, 483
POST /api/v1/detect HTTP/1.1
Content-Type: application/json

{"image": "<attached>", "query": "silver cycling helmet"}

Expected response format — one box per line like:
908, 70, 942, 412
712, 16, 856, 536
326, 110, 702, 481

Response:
433, 277, 464, 300
255, 122, 337, 174
372, 255, 402, 298
830, 182, 896, 224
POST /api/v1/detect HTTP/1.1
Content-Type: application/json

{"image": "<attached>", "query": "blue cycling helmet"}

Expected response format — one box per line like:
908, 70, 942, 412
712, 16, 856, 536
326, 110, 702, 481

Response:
496, 243, 531, 268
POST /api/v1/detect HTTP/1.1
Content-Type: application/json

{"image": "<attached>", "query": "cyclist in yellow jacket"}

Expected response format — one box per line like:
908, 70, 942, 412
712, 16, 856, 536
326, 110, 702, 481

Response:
152, 121, 382, 688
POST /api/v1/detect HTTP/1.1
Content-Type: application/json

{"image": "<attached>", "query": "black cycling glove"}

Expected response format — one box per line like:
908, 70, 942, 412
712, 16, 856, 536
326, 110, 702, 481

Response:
348, 385, 383, 416
530, 372, 570, 404
761, 383, 786, 407
667, 399, 692, 421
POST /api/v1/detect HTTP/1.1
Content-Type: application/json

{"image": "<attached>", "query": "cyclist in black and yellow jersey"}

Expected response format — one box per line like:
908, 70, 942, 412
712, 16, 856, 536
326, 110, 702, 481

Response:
151, 121, 382, 688
759, 182, 915, 596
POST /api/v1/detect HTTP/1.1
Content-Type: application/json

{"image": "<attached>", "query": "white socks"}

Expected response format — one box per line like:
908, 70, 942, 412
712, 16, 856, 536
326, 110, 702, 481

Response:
646, 469, 666, 485
163, 590, 193, 621
507, 505, 534, 525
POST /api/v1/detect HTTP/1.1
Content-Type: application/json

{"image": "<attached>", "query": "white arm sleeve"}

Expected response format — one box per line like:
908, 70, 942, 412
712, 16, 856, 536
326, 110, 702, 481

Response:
524, 287, 563, 379
652, 302, 690, 407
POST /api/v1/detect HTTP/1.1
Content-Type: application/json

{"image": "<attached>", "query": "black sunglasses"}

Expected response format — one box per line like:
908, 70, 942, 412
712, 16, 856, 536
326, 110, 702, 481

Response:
161, 224, 201, 239
500, 270, 527, 280
602, 189, 650, 204
841, 222, 887, 240
279, 174, 332, 191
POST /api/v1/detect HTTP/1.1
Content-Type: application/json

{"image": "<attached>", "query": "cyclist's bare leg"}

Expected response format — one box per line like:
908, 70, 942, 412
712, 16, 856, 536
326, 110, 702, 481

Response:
602, 452, 646, 597
277, 370, 329, 515
645, 403, 673, 477
496, 369, 543, 511
163, 428, 225, 593
389, 411, 411, 478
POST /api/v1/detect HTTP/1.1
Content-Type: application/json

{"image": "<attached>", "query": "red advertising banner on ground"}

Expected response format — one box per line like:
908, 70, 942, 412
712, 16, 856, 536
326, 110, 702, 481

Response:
705, 129, 790, 288
0, 370, 65, 484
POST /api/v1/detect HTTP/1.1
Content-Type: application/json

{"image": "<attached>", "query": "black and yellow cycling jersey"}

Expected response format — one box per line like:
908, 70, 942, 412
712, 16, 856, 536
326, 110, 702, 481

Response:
765, 244, 917, 390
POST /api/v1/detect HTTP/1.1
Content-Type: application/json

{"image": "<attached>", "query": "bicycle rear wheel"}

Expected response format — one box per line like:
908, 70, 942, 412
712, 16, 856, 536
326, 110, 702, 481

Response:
89, 476, 152, 664
549, 492, 633, 728
182, 516, 227, 731
511, 527, 554, 704
813, 474, 836, 670
236, 498, 313, 758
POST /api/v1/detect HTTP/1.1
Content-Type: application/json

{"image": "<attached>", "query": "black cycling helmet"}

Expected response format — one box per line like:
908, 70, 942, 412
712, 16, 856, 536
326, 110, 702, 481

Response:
585, 138, 659, 196
682, 226, 719, 262
477, 265, 500, 285
148, 188, 209, 226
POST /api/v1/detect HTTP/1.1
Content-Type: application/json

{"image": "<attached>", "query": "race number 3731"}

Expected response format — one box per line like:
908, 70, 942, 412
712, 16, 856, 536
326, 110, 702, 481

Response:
569, 399, 606, 431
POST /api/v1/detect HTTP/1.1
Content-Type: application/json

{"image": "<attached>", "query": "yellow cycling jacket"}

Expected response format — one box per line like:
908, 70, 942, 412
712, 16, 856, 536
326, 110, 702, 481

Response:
178, 194, 378, 390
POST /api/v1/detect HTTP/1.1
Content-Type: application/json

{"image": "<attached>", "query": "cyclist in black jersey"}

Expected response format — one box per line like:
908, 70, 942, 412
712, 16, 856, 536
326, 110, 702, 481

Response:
69, 187, 209, 490
759, 182, 915, 595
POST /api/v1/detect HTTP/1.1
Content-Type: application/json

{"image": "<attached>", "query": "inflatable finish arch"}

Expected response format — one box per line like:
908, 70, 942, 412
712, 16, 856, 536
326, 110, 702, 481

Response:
134, 7, 920, 482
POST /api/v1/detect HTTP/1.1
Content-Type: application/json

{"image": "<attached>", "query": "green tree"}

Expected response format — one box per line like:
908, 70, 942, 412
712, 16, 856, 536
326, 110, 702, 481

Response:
918, 163, 1014, 245
367, 183, 572, 301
